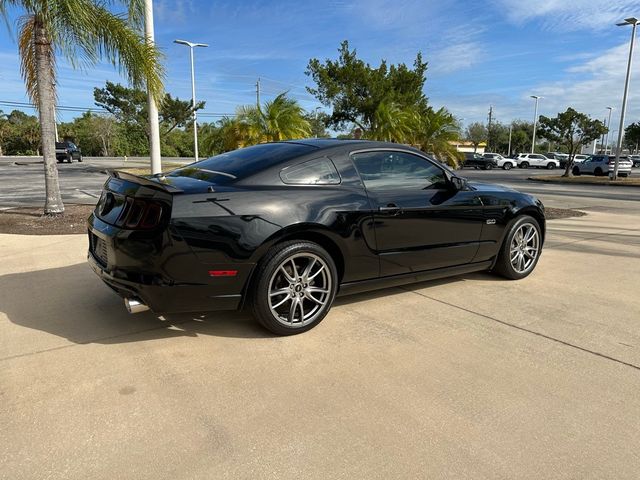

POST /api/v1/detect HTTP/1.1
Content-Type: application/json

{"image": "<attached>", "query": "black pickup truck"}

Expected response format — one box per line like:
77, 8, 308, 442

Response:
462, 152, 497, 170
55, 141, 82, 163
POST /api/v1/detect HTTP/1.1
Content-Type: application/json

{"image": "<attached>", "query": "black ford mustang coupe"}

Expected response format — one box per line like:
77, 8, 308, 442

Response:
88, 139, 545, 335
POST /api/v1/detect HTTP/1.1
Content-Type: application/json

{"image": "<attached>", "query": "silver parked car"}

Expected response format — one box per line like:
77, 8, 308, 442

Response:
572, 155, 632, 177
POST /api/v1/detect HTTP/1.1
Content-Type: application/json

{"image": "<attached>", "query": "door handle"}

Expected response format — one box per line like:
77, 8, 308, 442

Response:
378, 203, 401, 215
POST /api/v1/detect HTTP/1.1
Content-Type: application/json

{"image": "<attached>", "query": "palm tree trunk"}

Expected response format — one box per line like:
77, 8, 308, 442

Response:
34, 18, 64, 215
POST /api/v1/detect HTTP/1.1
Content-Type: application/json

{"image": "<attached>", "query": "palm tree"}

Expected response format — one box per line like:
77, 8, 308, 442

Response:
414, 107, 462, 168
237, 93, 311, 143
368, 100, 418, 143
0, 0, 164, 214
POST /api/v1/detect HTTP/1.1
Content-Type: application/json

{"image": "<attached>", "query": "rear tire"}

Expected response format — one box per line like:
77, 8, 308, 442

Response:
594, 167, 603, 176
251, 241, 338, 335
493, 215, 542, 280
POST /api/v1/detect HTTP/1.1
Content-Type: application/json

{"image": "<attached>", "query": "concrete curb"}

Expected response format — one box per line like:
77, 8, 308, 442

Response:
528, 176, 640, 188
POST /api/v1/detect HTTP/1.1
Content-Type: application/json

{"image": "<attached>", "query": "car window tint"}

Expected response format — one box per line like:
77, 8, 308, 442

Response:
280, 157, 340, 185
168, 143, 317, 183
351, 151, 447, 191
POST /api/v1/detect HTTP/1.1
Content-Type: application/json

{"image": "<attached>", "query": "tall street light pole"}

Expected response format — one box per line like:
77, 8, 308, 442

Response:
145, 0, 162, 174
613, 17, 638, 179
605, 106, 613, 153
530, 95, 541, 153
174, 39, 209, 162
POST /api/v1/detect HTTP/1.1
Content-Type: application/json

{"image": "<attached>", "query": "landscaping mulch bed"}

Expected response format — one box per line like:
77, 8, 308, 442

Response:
0, 203, 585, 235
0, 204, 95, 235
544, 207, 587, 220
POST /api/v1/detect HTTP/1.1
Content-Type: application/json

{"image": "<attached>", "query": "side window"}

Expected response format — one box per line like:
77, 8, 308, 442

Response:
351, 151, 447, 191
280, 157, 340, 185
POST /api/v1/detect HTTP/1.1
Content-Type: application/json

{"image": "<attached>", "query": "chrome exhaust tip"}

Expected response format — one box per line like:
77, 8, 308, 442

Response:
124, 298, 150, 314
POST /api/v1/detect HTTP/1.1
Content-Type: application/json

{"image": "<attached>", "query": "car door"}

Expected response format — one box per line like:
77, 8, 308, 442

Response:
350, 150, 484, 277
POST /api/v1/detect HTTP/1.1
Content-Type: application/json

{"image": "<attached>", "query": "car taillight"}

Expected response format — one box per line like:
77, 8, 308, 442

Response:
116, 197, 164, 229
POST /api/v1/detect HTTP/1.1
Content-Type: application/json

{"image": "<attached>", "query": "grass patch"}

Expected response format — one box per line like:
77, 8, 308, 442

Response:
529, 175, 640, 187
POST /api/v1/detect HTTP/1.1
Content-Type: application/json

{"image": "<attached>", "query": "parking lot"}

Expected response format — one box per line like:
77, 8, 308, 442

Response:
2, 160, 640, 478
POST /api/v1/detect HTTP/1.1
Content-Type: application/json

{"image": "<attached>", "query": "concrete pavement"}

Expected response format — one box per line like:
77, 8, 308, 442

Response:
1, 209, 639, 479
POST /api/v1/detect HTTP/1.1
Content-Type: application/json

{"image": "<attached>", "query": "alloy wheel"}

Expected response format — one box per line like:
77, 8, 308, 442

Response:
509, 223, 540, 274
267, 253, 332, 327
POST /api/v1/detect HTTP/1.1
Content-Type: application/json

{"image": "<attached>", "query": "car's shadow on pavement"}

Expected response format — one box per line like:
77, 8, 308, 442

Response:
1, 263, 504, 347
0, 263, 273, 345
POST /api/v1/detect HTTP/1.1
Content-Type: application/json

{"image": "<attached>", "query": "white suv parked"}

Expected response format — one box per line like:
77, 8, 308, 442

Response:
483, 153, 516, 170
516, 153, 559, 169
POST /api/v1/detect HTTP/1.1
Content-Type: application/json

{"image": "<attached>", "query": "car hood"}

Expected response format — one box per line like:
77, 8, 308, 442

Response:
466, 181, 518, 193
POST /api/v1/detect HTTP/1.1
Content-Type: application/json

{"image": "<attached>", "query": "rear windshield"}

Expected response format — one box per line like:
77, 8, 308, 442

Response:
167, 143, 317, 184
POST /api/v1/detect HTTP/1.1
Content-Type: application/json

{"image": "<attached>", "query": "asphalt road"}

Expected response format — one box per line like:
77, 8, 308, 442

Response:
1, 156, 639, 211
0, 156, 192, 208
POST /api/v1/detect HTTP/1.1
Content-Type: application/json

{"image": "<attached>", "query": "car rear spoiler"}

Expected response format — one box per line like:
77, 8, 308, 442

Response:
108, 170, 184, 193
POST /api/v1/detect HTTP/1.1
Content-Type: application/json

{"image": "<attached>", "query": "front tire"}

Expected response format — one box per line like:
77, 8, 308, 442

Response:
546, 162, 555, 170
493, 215, 542, 280
520, 162, 529, 169
572, 166, 581, 176
503, 162, 512, 170
251, 241, 338, 335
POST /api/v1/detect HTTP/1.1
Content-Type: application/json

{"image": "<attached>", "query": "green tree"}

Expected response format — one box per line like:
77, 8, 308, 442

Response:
0, 110, 9, 156
59, 111, 118, 156
1, 0, 164, 215
306, 40, 428, 133
304, 110, 331, 138
367, 100, 418, 143
94, 81, 204, 155
537, 107, 607, 177
465, 122, 487, 152
236, 92, 311, 143
415, 107, 462, 167
624, 122, 640, 153
3, 110, 40, 154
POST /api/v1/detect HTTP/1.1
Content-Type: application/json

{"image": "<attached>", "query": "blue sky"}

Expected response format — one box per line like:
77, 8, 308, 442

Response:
2, 0, 640, 135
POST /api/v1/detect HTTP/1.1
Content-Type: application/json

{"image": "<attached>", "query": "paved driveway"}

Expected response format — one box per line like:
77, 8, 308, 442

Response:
1, 208, 639, 479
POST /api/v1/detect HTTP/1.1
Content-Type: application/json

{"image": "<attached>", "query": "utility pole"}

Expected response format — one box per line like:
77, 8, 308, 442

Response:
487, 106, 493, 151
144, 0, 161, 175
256, 77, 261, 108
507, 125, 512, 157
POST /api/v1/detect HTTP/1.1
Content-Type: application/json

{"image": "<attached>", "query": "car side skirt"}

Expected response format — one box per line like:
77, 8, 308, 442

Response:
337, 260, 493, 297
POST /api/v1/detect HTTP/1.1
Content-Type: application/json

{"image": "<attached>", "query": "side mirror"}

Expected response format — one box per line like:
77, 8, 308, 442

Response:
450, 176, 465, 191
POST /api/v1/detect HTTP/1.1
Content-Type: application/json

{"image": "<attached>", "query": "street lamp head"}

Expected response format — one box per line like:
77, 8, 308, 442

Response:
174, 39, 209, 48
530, 95, 541, 100
617, 17, 639, 26
606, 106, 613, 110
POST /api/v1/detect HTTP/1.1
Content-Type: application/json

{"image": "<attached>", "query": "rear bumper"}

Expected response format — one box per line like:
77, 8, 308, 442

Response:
87, 215, 252, 313
88, 252, 242, 312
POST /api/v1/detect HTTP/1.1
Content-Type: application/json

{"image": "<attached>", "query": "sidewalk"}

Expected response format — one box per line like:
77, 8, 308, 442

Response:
1, 210, 639, 479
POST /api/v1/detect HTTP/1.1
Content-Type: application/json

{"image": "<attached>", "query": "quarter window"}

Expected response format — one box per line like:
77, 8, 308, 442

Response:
280, 157, 340, 185
351, 151, 447, 191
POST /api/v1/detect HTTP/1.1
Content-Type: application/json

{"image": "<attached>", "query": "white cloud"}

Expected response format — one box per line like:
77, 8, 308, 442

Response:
430, 42, 484, 74
532, 42, 640, 124
495, 0, 640, 30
